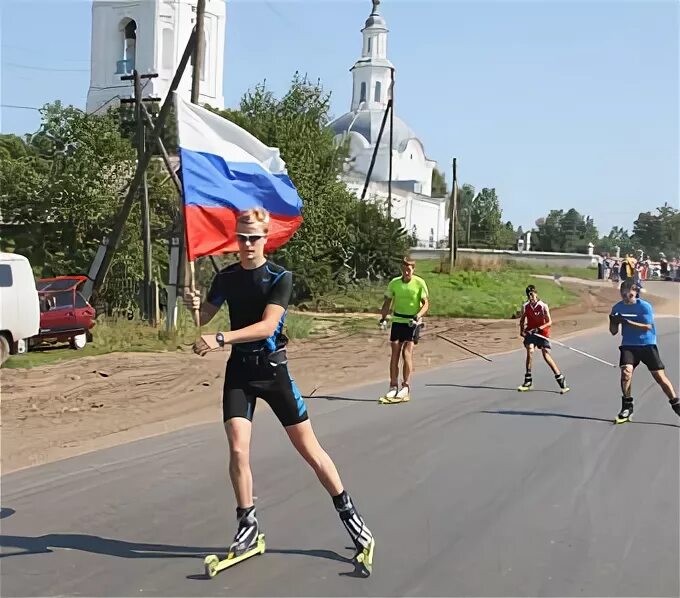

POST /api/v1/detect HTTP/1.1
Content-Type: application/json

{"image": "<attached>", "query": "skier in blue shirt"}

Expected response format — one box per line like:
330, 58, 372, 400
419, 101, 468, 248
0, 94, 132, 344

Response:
609, 280, 680, 423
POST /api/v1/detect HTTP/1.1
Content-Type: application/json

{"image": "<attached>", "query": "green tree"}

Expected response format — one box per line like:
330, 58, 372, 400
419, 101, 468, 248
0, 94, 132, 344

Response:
596, 226, 635, 256
533, 208, 599, 252
467, 187, 504, 248
210, 74, 408, 301
431, 168, 447, 198
632, 203, 679, 256
0, 101, 179, 308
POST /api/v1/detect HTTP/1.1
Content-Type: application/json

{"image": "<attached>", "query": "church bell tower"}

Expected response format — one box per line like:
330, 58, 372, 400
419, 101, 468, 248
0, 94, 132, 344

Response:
86, 0, 226, 114
350, 0, 394, 112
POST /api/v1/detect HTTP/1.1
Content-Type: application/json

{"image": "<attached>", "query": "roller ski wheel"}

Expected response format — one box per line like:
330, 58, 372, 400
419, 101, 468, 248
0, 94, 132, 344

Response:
354, 538, 375, 576
203, 533, 266, 578
517, 384, 532, 392
614, 413, 632, 425
378, 395, 409, 404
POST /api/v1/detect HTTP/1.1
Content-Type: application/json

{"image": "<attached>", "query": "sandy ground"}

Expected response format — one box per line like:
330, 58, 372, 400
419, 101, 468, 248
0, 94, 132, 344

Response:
1, 281, 674, 474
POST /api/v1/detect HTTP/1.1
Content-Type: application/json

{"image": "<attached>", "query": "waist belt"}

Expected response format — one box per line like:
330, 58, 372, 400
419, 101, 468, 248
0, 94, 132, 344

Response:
394, 312, 417, 320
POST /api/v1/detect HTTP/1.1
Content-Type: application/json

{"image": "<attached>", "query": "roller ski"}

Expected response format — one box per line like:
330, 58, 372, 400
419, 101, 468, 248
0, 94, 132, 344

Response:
614, 397, 633, 425
334, 490, 375, 577
204, 506, 265, 578
379, 385, 410, 404
517, 373, 533, 392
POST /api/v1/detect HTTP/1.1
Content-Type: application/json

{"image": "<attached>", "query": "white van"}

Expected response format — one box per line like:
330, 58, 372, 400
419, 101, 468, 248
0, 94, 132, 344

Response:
0, 252, 40, 366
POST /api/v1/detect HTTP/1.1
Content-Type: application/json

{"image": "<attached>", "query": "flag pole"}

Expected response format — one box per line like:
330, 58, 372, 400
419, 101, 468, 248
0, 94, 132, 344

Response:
185, 0, 207, 328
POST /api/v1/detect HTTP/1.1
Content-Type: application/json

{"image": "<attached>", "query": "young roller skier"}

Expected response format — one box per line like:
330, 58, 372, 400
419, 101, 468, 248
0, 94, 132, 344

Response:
185, 208, 375, 573
378, 256, 429, 403
609, 280, 680, 423
517, 285, 569, 393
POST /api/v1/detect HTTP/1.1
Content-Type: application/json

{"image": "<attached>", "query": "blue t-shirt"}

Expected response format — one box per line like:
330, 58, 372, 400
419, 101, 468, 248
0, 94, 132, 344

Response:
610, 298, 656, 346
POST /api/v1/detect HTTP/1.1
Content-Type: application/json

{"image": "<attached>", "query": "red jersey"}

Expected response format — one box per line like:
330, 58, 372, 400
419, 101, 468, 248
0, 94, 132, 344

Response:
523, 300, 551, 336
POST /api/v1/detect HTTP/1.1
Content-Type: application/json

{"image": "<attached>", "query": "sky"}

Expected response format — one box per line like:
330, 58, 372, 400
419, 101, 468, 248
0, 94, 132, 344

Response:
1, 0, 678, 235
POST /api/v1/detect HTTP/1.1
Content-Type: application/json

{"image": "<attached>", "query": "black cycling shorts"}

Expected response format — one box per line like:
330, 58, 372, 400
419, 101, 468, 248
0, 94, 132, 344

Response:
619, 345, 665, 371
390, 322, 421, 344
222, 349, 308, 427
524, 333, 551, 349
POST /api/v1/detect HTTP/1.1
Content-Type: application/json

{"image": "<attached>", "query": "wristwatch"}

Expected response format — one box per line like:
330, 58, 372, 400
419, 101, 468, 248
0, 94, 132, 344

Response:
216, 332, 225, 348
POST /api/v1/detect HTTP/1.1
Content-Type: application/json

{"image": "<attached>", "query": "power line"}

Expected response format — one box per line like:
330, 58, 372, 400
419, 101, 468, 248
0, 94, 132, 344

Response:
1, 104, 41, 111
4, 61, 89, 73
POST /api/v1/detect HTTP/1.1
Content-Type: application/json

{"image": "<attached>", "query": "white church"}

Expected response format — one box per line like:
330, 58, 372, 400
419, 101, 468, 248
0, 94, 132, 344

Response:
85, 0, 446, 247
328, 0, 447, 248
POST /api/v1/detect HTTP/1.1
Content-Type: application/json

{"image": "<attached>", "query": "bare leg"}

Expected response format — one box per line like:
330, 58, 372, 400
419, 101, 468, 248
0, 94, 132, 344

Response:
286, 419, 374, 556
620, 365, 634, 397
389, 342, 401, 388
224, 418, 254, 508
525, 345, 534, 372
401, 342, 414, 387
285, 419, 343, 496
542, 349, 561, 376
651, 370, 678, 400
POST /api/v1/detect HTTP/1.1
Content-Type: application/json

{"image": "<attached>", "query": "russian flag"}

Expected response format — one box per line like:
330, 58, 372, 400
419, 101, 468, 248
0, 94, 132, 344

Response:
175, 94, 303, 260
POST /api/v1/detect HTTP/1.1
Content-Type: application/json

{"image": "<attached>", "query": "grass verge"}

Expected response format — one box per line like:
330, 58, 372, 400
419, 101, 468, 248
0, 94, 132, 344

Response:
3, 308, 316, 369
308, 259, 585, 319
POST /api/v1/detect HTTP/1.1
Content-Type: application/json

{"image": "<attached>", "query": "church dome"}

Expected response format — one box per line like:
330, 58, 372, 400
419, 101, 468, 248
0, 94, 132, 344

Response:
364, 13, 386, 29
329, 109, 420, 151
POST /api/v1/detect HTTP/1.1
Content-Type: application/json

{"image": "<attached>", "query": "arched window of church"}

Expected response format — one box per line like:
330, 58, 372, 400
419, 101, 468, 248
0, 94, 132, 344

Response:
360, 82, 366, 103
117, 19, 136, 74
367, 37, 372, 53
374, 81, 381, 102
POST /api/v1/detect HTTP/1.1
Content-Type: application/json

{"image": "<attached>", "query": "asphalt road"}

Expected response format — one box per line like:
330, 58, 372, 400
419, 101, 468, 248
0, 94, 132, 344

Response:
1, 296, 678, 597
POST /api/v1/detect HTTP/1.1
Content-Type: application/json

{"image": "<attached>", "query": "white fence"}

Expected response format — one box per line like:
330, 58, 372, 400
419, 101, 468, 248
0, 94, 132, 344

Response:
410, 247, 598, 269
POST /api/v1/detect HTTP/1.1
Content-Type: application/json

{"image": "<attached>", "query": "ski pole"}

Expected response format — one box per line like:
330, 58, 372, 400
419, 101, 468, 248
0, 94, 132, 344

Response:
533, 332, 617, 367
437, 334, 493, 362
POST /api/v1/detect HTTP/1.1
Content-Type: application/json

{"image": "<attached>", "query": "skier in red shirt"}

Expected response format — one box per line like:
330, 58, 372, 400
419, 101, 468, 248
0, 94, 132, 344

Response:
518, 285, 569, 394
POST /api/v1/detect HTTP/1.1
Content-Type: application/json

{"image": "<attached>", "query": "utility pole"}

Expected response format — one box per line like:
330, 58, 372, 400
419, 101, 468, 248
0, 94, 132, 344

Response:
448, 157, 458, 272
121, 69, 159, 323
387, 67, 395, 220
91, 27, 197, 299
178, 0, 207, 327
191, 0, 206, 104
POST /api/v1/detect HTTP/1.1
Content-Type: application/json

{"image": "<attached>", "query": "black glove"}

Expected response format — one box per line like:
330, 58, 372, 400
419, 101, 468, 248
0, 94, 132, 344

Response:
609, 313, 623, 325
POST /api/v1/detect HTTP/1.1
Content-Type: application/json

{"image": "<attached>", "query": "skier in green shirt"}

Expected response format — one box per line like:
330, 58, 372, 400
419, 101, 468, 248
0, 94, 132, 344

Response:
378, 257, 430, 403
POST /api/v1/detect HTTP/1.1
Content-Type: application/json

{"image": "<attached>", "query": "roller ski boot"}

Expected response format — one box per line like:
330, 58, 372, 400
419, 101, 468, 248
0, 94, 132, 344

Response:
615, 397, 633, 424
334, 491, 375, 576
517, 372, 533, 392
379, 386, 399, 404
203, 506, 266, 578
555, 374, 570, 395
379, 385, 410, 404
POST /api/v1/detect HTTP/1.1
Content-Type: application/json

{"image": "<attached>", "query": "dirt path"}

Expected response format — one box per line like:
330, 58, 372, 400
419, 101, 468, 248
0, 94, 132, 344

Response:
0, 282, 670, 474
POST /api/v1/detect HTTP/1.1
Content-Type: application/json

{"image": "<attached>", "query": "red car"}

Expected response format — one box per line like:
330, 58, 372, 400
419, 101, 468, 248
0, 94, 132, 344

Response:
32, 276, 96, 350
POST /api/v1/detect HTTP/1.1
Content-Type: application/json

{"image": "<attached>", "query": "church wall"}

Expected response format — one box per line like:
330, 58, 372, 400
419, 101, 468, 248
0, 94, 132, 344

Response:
87, 1, 157, 112
351, 65, 392, 112
407, 197, 442, 247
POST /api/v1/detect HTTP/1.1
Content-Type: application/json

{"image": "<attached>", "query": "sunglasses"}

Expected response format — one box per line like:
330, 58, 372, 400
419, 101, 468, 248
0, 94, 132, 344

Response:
236, 233, 265, 244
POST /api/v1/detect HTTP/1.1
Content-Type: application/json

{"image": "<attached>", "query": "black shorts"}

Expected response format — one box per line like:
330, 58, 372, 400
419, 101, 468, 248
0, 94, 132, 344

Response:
223, 349, 308, 427
524, 333, 551, 349
619, 345, 665, 371
390, 322, 421, 344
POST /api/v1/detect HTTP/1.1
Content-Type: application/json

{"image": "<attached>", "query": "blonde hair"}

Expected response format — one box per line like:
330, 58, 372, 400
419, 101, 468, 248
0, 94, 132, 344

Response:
402, 256, 415, 267
237, 208, 270, 234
